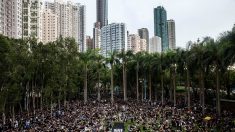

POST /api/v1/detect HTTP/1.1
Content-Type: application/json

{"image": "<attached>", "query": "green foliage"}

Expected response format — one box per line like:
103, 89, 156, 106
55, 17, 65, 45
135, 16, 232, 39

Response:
0, 26, 235, 117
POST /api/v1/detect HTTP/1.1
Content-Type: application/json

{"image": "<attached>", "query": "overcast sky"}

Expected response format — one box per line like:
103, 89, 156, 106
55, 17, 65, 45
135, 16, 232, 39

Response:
45, 0, 235, 48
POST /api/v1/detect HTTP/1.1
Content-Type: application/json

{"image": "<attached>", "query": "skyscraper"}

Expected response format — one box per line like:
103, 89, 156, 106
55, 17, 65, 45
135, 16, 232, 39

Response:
97, 0, 108, 28
0, 0, 4, 35
149, 36, 162, 53
93, 22, 101, 49
23, 0, 43, 41
1, 0, 22, 39
86, 36, 93, 50
101, 23, 126, 57
127, 34, 140, 53
127, 34, 147, 53
79, 5, 86, 52
42, 9, 58, 44
154, 6, 168, 51
138, 28, 149, 51
167, 19, 176, 50
45, 1, 86, 51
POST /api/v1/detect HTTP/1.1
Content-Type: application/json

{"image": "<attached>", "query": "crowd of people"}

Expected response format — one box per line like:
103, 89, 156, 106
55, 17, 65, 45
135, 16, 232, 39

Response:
0, 99, 234, 131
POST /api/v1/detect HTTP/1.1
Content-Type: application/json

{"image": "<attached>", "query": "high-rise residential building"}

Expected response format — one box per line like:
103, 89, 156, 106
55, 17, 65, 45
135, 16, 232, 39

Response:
127, 34, 140, 53
154, 6, 168, 51
45, 1, 60, 38
138, 28, 149, 51
0, 0, 4, 35
45, 1, 86, 52
149, 36, 162, 53
97, 0, 108, 28
1, 0, 22, 39
139, 39, 147, 52
167, 19, 176, 50
101, 23, 126, 58
23, 0, 43, 41
79, 5, 86, 52
93, 22, 101, 49
127, 34, 147, 53
86, 36, 93, 50
42, 9, 58, 44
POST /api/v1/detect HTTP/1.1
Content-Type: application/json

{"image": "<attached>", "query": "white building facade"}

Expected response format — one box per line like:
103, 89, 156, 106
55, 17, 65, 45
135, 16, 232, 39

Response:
149, 36, 162, 53
22, 0, 43, 41
101, 23, 126, 58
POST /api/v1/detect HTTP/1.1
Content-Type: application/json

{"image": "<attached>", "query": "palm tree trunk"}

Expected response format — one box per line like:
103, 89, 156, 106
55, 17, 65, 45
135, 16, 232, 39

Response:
98, 71, 101, 101
2, 112, 5, 125
187, 68, 191, 110
200, 70, 205, 114
169, 70, 173, 102
123, 64, 127, 101
2, 100, 6, 125
64, 90, 66, 108
173, 72, 176, 107
84, 64, 88, 104
32, 81, 36, 116
148, 68, 152, 101
40, 90, 43, 111
58, 87, 61, 110
26, 81, 29, 113
161, 72, 164, 104
216, 67, 221, 116
12, 105, 15, 123
136, 62, 139, 101
50, 93, 53, 117
111, 64, 114, 104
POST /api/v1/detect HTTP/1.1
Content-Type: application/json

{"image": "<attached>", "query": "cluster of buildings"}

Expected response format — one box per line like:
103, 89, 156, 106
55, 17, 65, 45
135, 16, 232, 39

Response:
0, 0, 176, 56
91, 1, 176, 57
0, 0, 86, 52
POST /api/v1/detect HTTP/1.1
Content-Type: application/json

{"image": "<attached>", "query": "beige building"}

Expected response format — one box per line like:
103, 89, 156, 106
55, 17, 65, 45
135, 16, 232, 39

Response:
127, 34, 140, 53
167, 19, 176, 50
45, 1, 86, 52
127, 34, 147, 53
42, 9, 58, 44
139, 39, 147, 52
1, 0, 22, 39
93, 22, 101, 49
86, 36, 93, 49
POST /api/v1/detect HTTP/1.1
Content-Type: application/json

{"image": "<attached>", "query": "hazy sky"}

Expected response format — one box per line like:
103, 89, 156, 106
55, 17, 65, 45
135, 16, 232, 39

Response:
45, 0, 235, 48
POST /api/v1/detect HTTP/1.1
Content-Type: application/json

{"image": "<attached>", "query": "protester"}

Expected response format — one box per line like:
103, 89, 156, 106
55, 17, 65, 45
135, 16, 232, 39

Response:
0, 99, 234, 131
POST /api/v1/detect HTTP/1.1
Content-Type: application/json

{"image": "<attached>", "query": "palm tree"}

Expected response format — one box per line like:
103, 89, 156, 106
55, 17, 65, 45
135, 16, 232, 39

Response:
132, 52, 144, 101
142, 52, 160, 101
79, 50, 94, 104
163, 50, 177, 106
106, 51, 119, 104
190, 38, 211, 114
94, 50, 105, 101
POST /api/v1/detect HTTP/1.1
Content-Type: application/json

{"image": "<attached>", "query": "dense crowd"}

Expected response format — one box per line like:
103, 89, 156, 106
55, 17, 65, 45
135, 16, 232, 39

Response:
0, 99, 234, 131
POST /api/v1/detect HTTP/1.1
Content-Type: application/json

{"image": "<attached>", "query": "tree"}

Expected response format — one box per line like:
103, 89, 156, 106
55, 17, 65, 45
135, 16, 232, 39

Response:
94, 50, 105, 101
79, 49, 95, 104
106, 51, 119, 103
132, 52, 144, 101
